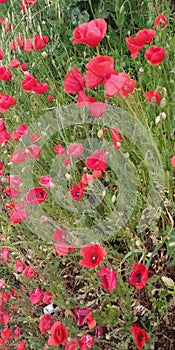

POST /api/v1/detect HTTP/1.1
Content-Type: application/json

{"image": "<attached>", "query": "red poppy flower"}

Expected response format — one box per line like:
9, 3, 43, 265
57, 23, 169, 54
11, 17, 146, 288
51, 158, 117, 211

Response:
87, 100, 108, 118
130, 323, 150, 350
1, 327, 12, 341
32, 81, 49, 94
24, 38, 33, 52
81, 173, 94, 186
0, 48, 3, 60
86, 56, 114, 88
77, 89, 96, 107
144, 89, 162, 103
67, 142, 83, 158
3, 187, 21, 199
54, 242, 74, 256
0, 17, 12, 32
43, 291, 53, 304
20, 62, 27, 71
48, 321, 68, 346
29, 288, 43, 305
86, 150, 107, 171
33, 34, 49, 50
39, 315, 54, 332
79, 243, 106, 268
63, 158, 72, 167
7, 175, 22, 186
9, 58, 20, 68
64, 66, 84, 94
125, 37, 144, 59
38, 175, 53, 189
144, 45, 166, 65
78, 334, 94, 350
154, 14, 167, 28
0, 308, 10, 325
30, 133, 40, 142
65, 338, 77, 350
125, 29, 155, 59
9, 202, 28, 224
73, 18, 107, 47
15, 259, 25, 272
9, 150, 26, 164
136, 29, 156, 45
69, 183, 85, 200
105, 71, 125, 97
74, 308, 96, 329
0, 128, 11, 145
23, 266, 38, 278
52, 229, 67, 241
11, 124, 29, 140
97, 266, 117, 292
54, 144, 65, 155
129, 262, 148, 290
116, 72, 136, 97
24, 144, 41, 158
0, 66, 12, 81
9, 59, 20, 68
10, 36, 24, 50
0, 93, 16, 113
110, 128, 124, 150
21, 73, 36, 91
24, 187, 48, 205
16, 340, 26, 350
0, 161, 4, 176
171, 155, 175, 168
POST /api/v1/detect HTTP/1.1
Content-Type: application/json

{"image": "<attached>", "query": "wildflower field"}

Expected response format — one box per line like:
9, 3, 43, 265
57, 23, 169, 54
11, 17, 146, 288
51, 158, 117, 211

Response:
0, 0, 175, 349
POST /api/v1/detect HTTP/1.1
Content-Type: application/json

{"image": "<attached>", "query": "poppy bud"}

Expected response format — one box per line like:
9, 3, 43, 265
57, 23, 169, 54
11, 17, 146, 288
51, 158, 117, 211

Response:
160, 97, 166, 108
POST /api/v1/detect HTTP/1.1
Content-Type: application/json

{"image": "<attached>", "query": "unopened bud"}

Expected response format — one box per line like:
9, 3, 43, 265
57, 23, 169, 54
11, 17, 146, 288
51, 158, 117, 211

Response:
102, 190, 106, 197
139, 67, 144, 73
162, 87, 167, 96
160, 97, 166, 108
65, 173, 72, 181
151, 96, 157, 104
42, 51, 47, 58
160, 112, 166, 120
98, 129, 104, 138
155, 115, 161, 124
112, 195, 116, 203
119, 4, 125, 14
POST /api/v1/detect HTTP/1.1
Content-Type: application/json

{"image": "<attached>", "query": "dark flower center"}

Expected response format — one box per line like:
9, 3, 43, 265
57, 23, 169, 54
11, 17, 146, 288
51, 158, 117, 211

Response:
136, 273, 142, 282
138, 332, 144, 341
74, 191, 80, 197
91, 254, 97, 262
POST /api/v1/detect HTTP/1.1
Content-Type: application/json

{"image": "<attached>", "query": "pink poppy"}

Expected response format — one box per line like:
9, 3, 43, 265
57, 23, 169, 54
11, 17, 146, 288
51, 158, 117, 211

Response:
29, 288, 43, 305
86, 150, 107, 171
73, 18, 107, 47
39, 315, 54, 332
48, 321, 68, 346
64, 66, 84, 94
67, 142, 83, 158
97, 266, 117, 291
86, 55, 114, 89
9, 202, 28, 224
144, 45, 166, 65
24, 187, 48, 205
